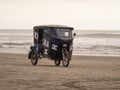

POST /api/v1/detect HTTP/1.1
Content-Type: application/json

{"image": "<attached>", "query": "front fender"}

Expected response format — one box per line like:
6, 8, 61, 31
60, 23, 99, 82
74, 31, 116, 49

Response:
28, 46, 34, 59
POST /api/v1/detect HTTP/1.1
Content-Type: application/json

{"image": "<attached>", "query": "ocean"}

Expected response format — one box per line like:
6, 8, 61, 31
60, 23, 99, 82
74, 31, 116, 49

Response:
0, 29, 120, 56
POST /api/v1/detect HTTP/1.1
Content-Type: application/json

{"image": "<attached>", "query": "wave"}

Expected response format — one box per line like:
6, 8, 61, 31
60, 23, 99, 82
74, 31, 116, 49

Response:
0, 42, 32, 48
75, 33, 120, 38
74, 45, 120, 51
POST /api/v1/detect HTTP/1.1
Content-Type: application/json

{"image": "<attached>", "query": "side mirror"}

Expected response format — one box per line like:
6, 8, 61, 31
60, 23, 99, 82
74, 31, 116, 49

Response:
73, 33, 76, 37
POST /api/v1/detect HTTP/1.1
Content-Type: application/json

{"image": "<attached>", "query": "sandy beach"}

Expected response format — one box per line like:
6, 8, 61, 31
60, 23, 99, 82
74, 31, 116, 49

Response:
0, 53, 120, 90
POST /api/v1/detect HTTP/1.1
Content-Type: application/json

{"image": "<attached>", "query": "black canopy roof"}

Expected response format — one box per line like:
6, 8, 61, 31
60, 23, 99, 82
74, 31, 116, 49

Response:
34, 25, 74, 30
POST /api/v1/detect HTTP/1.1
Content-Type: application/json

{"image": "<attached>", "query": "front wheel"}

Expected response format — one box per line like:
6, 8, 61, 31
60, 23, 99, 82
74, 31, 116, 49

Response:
62, 50, 70, 67
31, 51, 38, 65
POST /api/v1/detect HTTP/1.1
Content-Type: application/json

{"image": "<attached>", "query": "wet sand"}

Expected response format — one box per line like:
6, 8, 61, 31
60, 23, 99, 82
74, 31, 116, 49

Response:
0, 53, 120, 90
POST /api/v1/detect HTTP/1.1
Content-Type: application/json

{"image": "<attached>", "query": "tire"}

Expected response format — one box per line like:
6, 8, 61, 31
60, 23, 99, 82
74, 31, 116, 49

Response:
62, 51, 70, 67
54, 59, 61, 66
31, 51, 38, 65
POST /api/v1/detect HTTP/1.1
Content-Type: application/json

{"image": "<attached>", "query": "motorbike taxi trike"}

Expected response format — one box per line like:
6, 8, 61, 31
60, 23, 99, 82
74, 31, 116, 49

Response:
28, 25, 75, 67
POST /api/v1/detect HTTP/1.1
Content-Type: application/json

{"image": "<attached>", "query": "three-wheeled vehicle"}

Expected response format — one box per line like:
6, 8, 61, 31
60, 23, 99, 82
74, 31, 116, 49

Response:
28, 25, 75, 67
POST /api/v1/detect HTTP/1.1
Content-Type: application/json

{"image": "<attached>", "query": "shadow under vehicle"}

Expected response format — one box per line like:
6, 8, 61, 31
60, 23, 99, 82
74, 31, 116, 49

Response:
28, 25, 75, 67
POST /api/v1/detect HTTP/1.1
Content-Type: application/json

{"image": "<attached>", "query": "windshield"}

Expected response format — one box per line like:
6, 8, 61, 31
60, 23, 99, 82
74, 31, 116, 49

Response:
57, 28, 72, 38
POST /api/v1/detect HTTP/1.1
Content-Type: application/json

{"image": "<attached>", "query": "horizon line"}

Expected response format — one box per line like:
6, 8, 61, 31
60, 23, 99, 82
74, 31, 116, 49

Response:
0, 28, 120, 31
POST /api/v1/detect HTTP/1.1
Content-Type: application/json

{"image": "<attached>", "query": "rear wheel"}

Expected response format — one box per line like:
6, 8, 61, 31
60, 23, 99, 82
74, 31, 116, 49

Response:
31, 51, 38, 65
54, 59, 61, 66
62, 50, 70, 67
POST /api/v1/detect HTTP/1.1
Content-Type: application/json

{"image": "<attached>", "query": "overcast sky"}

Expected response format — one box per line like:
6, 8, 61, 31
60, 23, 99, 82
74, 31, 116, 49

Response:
0, 0, 120, 30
